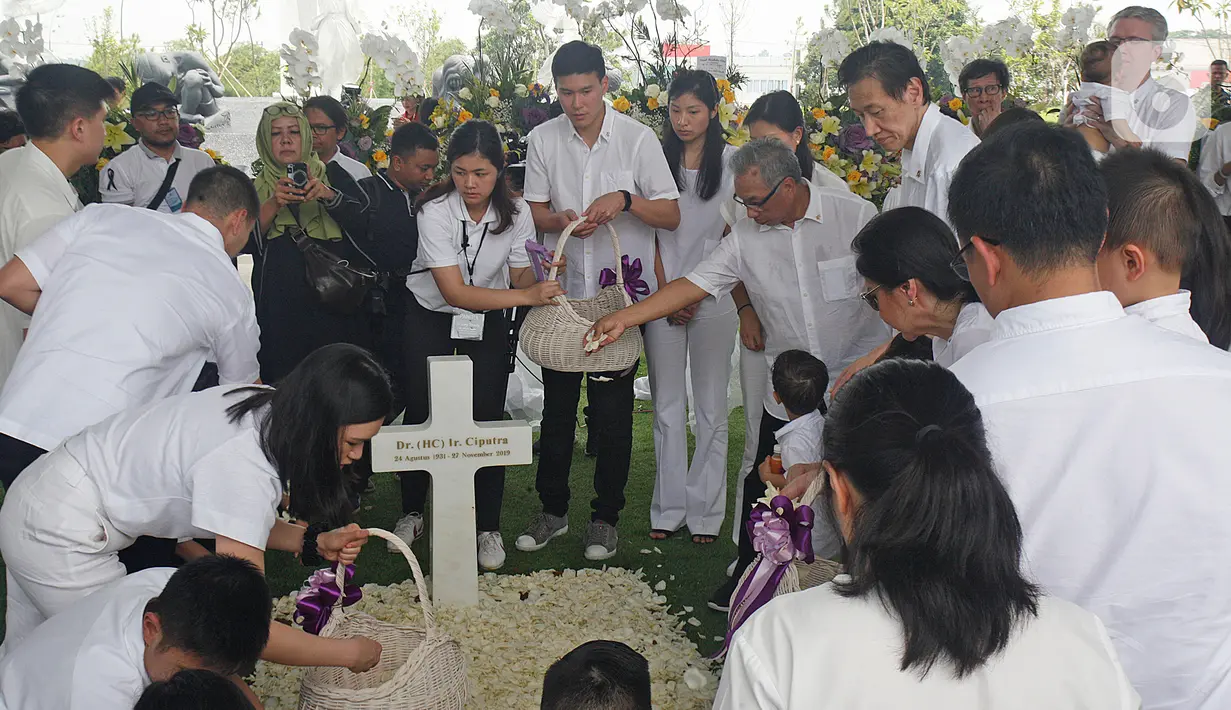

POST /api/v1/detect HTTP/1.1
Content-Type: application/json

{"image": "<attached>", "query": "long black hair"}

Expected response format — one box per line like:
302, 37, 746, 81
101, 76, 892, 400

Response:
852, 206, 980, 305
662, 69, 727, 201
226, 344, 393, 525
418, 119, 519, 234
1101, 148, 1231, 349
745, 90, 814, 182
823, 359, 1039, 678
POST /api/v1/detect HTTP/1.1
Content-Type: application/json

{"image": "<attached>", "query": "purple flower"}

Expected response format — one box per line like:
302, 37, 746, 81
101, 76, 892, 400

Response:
837, 123, 874, 154
358, 135, 373, 151
521, 106, 550, 130
177, 124, 204, 149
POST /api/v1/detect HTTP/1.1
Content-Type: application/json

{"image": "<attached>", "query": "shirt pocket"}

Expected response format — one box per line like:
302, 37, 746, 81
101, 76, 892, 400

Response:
603, 169, 636, 195
817, 255, 862, 303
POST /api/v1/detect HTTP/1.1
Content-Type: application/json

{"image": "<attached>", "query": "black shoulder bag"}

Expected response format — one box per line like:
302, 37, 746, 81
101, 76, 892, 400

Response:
146, 158, 181, 210
286, 204, 377, 314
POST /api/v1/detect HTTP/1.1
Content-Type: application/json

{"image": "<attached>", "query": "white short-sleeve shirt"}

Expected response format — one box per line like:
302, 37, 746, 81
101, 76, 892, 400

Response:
329, 151, 373, 182
0, 567, 172, 710
774, 409, 823, 470
0, 142, 82, 387
949, 292, 1231, 710
1198, 122, 1231, 215
883, 104, 981, 230
687, 181, 892, 420
524, 105, 680, 300
931, 301, 995, 368
714, 581, 1141, 710
0, 203, 260, 451
1125, 290, 1209, 344
62, 385, 282, 550
99, 140, 217, 212
406, 190, 534, 314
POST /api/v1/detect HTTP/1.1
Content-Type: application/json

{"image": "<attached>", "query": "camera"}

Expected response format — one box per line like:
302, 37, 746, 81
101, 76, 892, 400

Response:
287, 162, 310, 190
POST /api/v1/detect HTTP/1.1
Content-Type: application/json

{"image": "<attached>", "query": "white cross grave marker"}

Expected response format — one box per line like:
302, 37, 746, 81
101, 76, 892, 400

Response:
370, 355, 533, 606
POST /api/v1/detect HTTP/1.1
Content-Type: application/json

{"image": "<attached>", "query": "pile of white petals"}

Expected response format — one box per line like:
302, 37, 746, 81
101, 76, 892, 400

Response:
250, 568, 719, 709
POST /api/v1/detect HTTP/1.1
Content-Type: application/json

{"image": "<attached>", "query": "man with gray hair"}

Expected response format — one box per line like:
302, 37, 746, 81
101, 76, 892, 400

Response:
1065, 5, 1196, 162
586, 137, 888, 611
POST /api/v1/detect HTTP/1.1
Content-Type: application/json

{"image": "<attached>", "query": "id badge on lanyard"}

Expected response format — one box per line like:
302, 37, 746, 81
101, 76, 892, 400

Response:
451, 222, 489, 341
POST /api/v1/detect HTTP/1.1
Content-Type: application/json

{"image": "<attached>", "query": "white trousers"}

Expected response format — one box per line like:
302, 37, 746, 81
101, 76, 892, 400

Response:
0, 449, 131, 653
644, 300, 738, 535
732, 343, 768, 545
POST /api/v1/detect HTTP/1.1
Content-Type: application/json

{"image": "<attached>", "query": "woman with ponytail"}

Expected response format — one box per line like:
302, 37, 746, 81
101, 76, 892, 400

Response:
1099, 148, 1231, 349
714, 360, 1139, 709
741, 91, 850, 192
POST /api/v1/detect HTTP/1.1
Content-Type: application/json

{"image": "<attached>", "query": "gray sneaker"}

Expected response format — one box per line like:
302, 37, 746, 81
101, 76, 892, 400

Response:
515, 512, 569, 552
584, 520, 618, 561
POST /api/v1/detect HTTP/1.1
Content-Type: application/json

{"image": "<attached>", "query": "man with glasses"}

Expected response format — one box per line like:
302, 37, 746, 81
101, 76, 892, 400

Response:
303, 96, 371, 182
585, 138, 887, 611
838, 41, 979, 231
101, 83, 216, 213
958, 58, 1009, 138
1064, 6, 1196, 163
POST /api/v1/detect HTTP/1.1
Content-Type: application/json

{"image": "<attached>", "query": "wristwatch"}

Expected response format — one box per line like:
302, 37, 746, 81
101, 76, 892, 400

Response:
619, 189, 632, 212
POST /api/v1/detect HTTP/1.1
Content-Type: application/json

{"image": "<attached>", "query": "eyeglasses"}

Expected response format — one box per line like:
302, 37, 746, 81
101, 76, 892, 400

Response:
859, 284, 884, 311
263, 104, 303, 118
962, 84, 1002, 98
733, 177, 787, 208
1107, 36, 1155, 49
949, 237, 1000, 281
309, 123, 339, 136
134, 108, 179, 121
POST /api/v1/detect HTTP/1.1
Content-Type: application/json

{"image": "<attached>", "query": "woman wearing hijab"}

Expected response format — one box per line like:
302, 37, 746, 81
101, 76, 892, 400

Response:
247, 102, 373, 383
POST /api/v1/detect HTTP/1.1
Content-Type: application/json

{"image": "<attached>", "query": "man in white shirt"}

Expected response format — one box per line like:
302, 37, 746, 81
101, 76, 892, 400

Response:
0, 555, 270, 709
100, 82, 217, 213
838, 41, 979, 229
1196, 120, 1231, 226
305, 95, 372, 182
516, 40, 681, 562
1063, 6, 1197, 163
0, 64, 113, 387
0, 165, 261, 489
586, 138, 888, 610
958, 58, 1010, 138
947, 121, 1231, 710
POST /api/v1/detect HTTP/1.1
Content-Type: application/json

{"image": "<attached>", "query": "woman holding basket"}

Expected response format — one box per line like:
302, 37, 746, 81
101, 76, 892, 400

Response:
396, 119, 564, 571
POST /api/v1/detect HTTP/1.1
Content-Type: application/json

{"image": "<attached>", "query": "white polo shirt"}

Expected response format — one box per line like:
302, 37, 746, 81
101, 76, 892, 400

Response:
883, 103, 980, 229
1197, 122, 1231, 215
931, 301, 995, 368
99, 140, 217, 212
524, 105, 680, 300
406, 190, 534, 314
715, 581, 1140, 710
1125, 77, 1197, 163
0, 203, 259, 451
0, 567, 172, 710
1126, 290, 1209, 344
63, 385, 282, 549
329, 151, 373, 182
0, 142, 82, 386
687, 181, 891, 421
949, 291, 1231, 710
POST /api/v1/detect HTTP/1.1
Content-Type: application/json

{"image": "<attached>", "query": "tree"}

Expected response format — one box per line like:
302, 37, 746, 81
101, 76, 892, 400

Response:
397, 1, 445, 70
476, 0, 554, 92
719, 0, 749, 61
86, 7, 143, 79
218, 42, 280, 97
1172, 1, 1231, 64
1002, 0, 1080, 111
185, 0, 261, 81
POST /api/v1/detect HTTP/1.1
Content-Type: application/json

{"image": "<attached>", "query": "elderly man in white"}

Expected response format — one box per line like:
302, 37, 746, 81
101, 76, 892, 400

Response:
948, 121, 1231, 710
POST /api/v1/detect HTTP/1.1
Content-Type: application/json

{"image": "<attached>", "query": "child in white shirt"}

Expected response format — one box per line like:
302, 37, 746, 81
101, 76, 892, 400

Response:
1070, 40, 1141, 154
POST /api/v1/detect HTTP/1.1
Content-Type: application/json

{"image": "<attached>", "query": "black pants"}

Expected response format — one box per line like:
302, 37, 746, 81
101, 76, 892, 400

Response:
0, 433, 45, 489
399, 298, 510, 532
735, 409, 788, 577
535, 363, 637, 526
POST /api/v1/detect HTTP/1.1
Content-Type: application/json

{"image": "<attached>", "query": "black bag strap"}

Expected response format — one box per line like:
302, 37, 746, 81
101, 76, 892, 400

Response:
146, 158, 181, 210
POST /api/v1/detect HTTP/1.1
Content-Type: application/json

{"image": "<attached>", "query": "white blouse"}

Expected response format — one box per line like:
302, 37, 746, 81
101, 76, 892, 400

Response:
406, 190, 534, 314
657, 145, 736, 284
931, 301, 995, 368
715, 579, 1141, 710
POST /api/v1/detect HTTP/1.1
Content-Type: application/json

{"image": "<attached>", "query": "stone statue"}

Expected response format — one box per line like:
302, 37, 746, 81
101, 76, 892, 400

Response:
605, 65, 624, 94
134, 52, 225, 124
432, 55, 475, 102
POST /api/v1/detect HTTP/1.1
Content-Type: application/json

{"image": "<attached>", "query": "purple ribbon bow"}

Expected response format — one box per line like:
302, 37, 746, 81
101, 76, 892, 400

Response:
293, 565, 362, 635
599, 255, 650, 302
713, 495, 815, 657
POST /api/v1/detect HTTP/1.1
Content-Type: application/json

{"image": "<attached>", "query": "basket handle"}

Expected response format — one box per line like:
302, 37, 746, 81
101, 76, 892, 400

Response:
549, 220, 633, 310
331, 527, 436, 629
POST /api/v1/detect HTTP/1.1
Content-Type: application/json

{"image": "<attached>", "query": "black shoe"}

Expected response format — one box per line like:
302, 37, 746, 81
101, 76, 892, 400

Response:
707, 576, 738, 613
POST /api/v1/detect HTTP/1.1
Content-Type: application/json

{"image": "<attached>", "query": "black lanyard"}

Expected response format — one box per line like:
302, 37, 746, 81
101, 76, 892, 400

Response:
460, 222, 489, 286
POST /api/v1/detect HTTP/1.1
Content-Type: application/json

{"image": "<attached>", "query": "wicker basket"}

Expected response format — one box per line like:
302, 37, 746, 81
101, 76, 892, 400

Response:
520, 220, 644, 373
298, 528, 468, 710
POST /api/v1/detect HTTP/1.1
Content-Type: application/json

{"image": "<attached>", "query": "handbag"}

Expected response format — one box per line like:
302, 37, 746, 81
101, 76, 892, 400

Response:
287, 205, 377, 314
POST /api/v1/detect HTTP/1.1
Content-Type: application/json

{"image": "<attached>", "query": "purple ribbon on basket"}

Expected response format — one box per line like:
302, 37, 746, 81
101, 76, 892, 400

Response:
713, 496, 815, 657
599, 255, 650, 302
293, 565, 362, 635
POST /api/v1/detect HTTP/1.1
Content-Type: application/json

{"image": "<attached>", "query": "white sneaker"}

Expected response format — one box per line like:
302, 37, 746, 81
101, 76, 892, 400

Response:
478, 531, 506, 571
390, 513, 424, 551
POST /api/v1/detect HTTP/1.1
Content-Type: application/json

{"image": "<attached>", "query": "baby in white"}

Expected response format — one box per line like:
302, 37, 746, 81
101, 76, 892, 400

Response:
1069, 40, 1141, 153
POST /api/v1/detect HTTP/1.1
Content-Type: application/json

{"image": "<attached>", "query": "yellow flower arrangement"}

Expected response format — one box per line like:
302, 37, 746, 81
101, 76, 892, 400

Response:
385, 128, 394, 138
723, 88, 736, 104
716, 79, 731, 92
613, 96, 632, 113
96, 157, 110, 171
490, 88, 501, 98
820, 115, 842, 136
811, 108, 827, 120
647, 97, 660, 111
726, 125, 751, 147
458, 109, 474, 123
947, 97, 964, 112
845, 169, 862, 184
372, 149, 388, 163
359, 114, 371, 129
860, 150, 882, 172
821, 146, 836, 162
103, 122, 136, 152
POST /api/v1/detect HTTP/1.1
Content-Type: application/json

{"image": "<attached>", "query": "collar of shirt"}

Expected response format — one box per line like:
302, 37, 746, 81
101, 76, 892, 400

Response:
376, 170, 404, 193
138, 139, 182, 163
991, 291, 1125, 341
775, 409, 823, 441
176, 211, 227, 252
1124, 290, 1192, 322
123, 593, 152, 688
901, 103, 941, 185
566, 101, 615, 147
448, 189, 497, 226
756, 181, 826, 233
27, 142, 81, 208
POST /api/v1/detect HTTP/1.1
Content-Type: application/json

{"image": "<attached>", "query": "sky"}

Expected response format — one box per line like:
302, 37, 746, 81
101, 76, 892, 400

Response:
0, 0, 1208, 66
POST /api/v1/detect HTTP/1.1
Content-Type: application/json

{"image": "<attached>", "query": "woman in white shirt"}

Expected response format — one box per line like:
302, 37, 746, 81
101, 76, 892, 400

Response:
832, 207, 994, 390
0, 343, 389, 672
716, 359, 1140, 710
645, 70, 739, 544
398, 120, 563, 571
